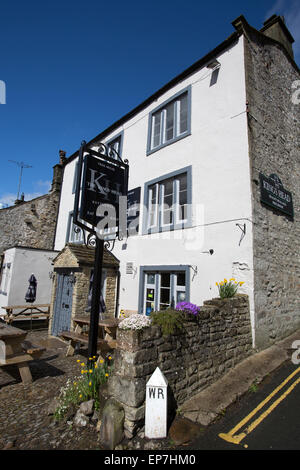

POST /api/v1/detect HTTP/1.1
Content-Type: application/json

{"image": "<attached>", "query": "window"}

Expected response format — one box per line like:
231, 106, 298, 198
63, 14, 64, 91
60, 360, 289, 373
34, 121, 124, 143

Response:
143, 167, 192, 234
140, 267, 189, 315
66, 212, 84, 244
147, 87, 191, 154
106, 133, 123, 160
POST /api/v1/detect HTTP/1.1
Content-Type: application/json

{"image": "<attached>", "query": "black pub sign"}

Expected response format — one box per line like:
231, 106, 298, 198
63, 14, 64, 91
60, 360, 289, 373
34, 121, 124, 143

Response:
80, 154, 127, 227
259, 173, 293, 218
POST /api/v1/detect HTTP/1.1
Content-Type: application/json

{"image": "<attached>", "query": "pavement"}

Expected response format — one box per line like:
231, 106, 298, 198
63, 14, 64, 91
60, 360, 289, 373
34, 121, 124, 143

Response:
179, 329, 300, 427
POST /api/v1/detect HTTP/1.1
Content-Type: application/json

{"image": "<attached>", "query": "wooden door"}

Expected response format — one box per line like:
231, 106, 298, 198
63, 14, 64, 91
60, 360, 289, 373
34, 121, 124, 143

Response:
51, 273, 74, 336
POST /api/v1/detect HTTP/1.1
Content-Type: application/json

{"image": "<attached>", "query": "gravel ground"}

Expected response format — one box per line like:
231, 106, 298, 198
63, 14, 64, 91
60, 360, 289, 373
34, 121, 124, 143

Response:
0, 327, 105, 450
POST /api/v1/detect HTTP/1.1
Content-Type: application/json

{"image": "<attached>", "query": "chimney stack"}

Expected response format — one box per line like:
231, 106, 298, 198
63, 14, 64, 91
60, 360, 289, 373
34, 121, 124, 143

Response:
260, 15, 295, 59
59, 150, 67, 165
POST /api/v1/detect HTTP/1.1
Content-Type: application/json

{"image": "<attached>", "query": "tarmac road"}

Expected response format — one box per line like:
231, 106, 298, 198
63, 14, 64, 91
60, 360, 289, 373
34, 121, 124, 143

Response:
186, 360, 300, 450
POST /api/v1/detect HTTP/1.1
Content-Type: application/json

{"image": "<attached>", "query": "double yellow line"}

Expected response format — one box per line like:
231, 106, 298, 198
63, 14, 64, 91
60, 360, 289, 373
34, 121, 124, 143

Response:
219, 366, 300, 446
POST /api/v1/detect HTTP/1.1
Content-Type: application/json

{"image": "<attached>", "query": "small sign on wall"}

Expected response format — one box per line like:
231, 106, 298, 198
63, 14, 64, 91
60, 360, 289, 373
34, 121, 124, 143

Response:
259, 173, 293, 218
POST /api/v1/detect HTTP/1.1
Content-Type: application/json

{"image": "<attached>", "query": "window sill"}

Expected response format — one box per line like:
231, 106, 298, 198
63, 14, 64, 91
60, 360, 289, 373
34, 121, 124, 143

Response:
146, 131, 191, 156
143, 220, 192, 235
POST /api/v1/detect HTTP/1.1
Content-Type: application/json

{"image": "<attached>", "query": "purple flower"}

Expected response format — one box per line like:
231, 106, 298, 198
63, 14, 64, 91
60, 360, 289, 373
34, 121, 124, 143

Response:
176, 302, 200, 316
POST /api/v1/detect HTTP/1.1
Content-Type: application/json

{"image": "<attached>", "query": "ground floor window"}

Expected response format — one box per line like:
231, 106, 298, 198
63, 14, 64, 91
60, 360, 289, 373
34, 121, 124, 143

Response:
139, 266, 189, 315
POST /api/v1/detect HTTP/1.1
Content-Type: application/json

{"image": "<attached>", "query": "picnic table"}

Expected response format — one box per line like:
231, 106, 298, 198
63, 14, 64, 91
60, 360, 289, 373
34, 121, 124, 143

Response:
2, 304, 50, 327
59, 316, 120, 358
0, 321, 45, 384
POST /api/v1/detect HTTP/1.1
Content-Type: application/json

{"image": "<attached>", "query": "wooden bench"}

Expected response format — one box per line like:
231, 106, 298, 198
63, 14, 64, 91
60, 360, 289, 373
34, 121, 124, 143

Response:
59, 330, 113, 357
2, 304, 50, 326
0, 323, 45, 384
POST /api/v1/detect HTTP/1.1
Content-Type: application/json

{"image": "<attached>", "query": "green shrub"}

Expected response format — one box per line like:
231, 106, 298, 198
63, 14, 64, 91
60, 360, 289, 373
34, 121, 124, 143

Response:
150, 309, 185, 337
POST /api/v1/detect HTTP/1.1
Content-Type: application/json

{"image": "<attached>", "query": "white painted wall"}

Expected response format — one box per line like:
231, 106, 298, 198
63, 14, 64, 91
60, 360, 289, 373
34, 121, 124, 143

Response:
54, 36, 256, 343
0, 247, 58, 317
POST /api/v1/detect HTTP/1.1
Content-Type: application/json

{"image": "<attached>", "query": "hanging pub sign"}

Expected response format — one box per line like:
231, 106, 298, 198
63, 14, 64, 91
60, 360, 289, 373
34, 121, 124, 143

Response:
80, 154, 127, 228
259, 173, 293, 218
73, 142, 129, 238
72, 140, 129, 360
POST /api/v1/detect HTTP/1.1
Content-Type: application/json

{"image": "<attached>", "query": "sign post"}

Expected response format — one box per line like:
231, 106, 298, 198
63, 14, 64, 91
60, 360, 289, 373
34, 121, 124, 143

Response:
73, 140, 129, 362
145, 367, 168, 439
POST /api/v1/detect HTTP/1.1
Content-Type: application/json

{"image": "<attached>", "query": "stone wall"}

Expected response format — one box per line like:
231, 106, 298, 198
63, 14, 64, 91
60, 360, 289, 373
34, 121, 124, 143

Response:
107, 295, 252, 438
0, 162, 63, 255
244, 23, 300, 348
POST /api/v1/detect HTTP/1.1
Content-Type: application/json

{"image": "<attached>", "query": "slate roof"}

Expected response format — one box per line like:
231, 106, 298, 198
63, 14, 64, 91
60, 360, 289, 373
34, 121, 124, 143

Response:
53, 243, 119, 268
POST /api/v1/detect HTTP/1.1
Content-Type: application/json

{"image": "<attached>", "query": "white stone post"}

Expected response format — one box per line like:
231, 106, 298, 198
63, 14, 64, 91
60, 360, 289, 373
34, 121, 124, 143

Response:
145, 367, 168, 439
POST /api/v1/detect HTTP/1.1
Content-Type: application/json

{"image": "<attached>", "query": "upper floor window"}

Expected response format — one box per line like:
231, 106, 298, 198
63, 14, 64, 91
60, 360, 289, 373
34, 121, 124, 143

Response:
107, 132, 123, 160
143, 166, 192, 234
147, 86, 191, 155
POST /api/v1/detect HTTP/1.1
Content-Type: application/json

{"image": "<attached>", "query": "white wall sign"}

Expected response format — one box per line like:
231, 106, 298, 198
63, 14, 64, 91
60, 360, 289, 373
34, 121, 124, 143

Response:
145, 367, 168, 439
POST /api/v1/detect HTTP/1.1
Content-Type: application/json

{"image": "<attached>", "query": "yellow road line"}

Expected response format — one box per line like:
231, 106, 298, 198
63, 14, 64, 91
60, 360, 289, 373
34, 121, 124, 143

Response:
219, 366, 300, 445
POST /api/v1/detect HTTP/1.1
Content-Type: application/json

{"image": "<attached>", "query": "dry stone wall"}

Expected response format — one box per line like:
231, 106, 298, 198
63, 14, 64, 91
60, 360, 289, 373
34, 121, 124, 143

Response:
107, 295, 252, 438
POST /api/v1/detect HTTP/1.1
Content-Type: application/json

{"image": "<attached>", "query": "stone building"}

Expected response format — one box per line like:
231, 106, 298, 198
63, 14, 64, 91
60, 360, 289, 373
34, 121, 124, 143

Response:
52, 14, 299, 350
0, 152, 64, 316
48, 243, 119, 336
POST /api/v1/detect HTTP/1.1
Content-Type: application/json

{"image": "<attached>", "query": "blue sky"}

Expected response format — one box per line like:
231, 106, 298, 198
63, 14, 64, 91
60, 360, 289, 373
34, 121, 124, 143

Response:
0, 0, 299, 207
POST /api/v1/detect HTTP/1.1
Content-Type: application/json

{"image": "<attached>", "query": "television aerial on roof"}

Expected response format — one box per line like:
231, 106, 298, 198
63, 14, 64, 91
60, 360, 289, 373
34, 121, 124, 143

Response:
8, 160, 33, 200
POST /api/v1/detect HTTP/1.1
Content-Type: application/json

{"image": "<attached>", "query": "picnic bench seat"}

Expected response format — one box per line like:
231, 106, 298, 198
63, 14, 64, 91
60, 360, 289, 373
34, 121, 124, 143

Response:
0, 323, 46, 384
59, 330, 114, 356
2, 304, 50, 325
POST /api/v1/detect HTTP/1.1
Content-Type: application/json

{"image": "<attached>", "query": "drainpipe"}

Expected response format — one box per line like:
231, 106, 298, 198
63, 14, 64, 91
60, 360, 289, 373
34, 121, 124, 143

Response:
114, 269, 121, 318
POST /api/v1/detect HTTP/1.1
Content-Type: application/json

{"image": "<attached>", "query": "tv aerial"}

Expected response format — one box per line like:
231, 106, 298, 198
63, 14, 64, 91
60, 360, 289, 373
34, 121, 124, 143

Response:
8, 160, 33, 200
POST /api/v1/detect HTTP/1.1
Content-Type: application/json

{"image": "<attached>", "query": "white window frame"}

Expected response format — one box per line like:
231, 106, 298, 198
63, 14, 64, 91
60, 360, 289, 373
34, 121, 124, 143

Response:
142, 271, 187, 315
146, 172, 188, 232
147, 86, 191, 155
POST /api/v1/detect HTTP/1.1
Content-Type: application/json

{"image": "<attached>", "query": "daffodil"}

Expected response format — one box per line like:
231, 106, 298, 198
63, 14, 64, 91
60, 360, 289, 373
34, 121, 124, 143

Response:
108, 356, 112, 360
89, 369, 93, 373
105, 373, 109, 377
89, 381, 92, 386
